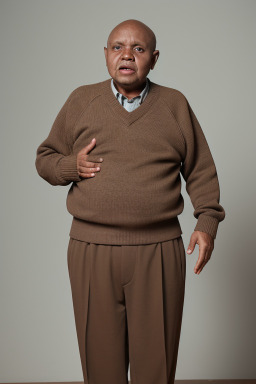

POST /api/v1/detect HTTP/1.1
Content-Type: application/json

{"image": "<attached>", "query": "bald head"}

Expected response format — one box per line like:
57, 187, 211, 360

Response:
107, 19, 157, 53
104, 19, 159, 92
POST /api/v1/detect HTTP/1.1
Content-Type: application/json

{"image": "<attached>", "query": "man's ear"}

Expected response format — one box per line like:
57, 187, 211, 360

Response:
151, 50, 159, 70
104, 47, 107, 61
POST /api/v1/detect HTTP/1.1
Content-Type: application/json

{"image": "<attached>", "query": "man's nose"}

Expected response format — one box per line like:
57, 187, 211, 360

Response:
122, 48, 134, 60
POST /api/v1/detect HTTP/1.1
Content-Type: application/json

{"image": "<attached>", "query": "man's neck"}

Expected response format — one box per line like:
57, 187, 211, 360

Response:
112, 79, 147, 100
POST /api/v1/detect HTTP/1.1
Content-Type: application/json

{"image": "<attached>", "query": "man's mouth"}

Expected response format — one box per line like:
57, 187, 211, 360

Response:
119, 66, 135, 74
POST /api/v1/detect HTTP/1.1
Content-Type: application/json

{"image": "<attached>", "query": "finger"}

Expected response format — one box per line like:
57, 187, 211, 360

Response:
78, 168, 100, 177
197, 248, 211, 274
79, 163, 101, 172
194, 244, 207, 273
86, 156, 104, 164
79, 138, 97, 155
196, 245, 211, 274
78, 166, 101, 173
187, 234, 197, 255
196, 259, 207, 275
81, 160, 103, 168
78, 171, 96, 178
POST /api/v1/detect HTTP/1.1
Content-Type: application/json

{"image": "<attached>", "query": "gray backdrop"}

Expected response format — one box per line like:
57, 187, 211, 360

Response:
1, 0, 256, 381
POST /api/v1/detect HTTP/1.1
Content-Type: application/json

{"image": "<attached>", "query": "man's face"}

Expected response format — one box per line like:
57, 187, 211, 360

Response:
104, 25, 159, 89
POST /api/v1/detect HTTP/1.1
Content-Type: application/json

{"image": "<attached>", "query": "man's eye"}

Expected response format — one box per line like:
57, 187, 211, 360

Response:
114, 46, 121, 50
135, 47, 143, 52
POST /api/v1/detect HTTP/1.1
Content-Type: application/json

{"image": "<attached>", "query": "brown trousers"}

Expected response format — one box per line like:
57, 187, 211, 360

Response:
67, 236, 186, 384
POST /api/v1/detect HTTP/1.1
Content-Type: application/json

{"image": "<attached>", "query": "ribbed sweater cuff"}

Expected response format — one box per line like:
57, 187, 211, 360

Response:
194, 214, 219, 239
56, 154, 82, 183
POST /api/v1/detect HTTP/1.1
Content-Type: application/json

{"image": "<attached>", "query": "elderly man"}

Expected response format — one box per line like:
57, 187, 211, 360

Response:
35, 19, 225, 384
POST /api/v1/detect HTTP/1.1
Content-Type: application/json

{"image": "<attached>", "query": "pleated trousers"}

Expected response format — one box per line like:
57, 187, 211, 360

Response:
67, 236, 186, 384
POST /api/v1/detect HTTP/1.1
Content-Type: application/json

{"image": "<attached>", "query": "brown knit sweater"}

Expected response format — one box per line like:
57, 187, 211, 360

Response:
35, 78, 225, 244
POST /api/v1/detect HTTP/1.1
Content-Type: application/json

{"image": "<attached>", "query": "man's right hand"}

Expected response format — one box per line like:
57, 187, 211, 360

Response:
76, 138, 103, 179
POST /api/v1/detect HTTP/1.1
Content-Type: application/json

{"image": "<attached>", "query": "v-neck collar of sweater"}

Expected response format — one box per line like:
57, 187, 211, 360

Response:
101, 77, 160, 126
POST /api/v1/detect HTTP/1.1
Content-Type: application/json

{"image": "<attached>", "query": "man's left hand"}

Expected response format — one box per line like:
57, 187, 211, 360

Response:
186, 231, 214, 275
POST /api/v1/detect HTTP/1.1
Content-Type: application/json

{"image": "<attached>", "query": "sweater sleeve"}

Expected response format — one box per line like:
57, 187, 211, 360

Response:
179, 96, 225, 239
35, 90, 82, 186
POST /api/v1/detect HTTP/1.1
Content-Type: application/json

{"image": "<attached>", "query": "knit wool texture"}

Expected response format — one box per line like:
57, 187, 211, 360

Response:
35, 78, 225, 244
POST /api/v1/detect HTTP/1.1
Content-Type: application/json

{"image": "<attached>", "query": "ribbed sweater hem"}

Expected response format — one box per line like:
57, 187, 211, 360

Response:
69, 216, 183, 245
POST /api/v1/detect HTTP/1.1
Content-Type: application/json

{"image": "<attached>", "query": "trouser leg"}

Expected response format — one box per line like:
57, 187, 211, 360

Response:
123, 237, 186, 384
67, 238, 130, 384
